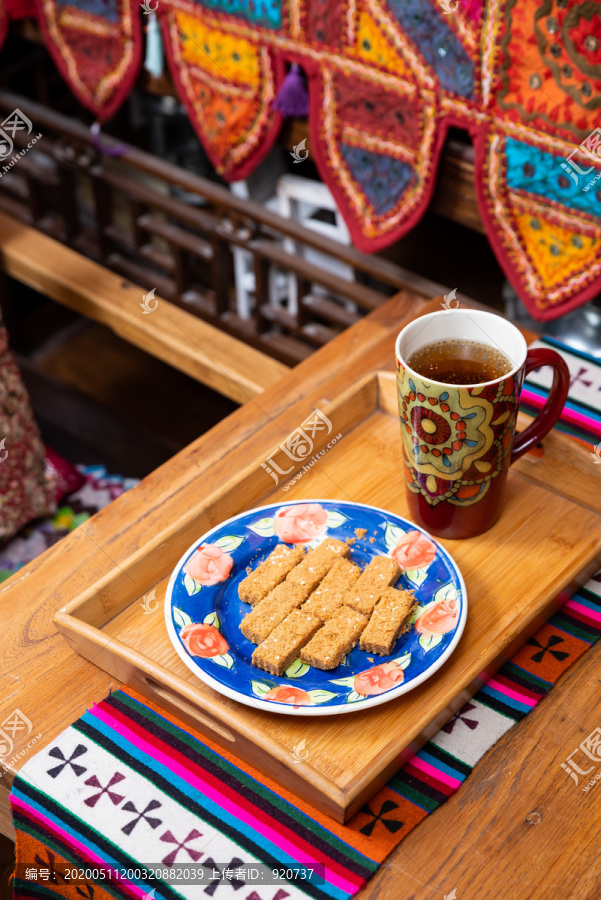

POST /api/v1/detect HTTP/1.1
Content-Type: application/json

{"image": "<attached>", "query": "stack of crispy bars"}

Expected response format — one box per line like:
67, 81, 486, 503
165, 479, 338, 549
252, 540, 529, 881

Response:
238, 539, 416, 675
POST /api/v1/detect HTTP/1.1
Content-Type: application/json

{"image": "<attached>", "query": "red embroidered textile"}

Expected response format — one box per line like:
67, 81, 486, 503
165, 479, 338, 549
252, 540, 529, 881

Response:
32, 0, 142, 120
0, 314, 56, 543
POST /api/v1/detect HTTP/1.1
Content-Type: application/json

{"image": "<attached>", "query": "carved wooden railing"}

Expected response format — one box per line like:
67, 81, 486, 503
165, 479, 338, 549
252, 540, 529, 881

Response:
0, 90, 446, 365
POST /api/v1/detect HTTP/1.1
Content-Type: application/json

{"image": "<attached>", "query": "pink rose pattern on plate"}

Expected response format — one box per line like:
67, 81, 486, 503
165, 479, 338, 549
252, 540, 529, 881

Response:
273, 503, 328, 543
415, 598, 460, 635
180, 623, 229, 658
353, 661, 406, 696
391, 530, 437, 570
183, 544, 234, 586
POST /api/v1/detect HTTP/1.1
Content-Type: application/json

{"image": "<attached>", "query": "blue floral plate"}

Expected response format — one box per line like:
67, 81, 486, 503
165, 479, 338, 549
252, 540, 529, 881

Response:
165, 500, 467, 716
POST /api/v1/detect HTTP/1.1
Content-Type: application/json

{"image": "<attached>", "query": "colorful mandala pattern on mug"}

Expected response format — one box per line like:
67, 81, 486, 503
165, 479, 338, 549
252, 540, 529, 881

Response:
397, 365, 520, 507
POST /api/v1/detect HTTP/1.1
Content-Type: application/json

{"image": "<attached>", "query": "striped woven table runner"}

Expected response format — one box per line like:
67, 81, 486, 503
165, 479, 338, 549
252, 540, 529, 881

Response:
522, 337, 601, 448
11, 334, 601, 900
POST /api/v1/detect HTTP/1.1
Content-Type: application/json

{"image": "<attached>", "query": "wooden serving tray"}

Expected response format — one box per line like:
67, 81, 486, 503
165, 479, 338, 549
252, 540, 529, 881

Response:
54, 369, 601, 824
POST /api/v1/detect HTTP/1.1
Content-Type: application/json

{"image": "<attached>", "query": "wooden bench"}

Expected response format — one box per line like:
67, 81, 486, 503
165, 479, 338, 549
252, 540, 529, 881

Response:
0, 212, 289, 404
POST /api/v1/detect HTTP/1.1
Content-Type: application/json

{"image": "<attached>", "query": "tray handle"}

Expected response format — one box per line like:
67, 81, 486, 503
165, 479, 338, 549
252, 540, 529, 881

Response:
143, 678, 236, 743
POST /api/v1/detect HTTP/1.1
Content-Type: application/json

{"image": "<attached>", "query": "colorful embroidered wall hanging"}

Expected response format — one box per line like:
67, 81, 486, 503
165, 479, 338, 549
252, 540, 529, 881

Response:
154, 0, 601, 321
0, 0, 600, 320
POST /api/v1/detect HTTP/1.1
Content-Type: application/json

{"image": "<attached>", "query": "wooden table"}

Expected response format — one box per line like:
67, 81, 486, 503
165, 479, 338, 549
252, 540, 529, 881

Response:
2, 293, 601, 899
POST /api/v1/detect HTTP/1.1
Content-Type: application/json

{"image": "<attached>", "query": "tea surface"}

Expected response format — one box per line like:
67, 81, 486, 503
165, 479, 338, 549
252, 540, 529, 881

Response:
407, 339, 512, 385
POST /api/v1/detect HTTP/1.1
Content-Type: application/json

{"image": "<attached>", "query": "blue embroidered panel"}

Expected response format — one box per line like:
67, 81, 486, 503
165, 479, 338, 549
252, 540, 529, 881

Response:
385, 0, 474, 98
505, 138, 600, 216
56, 0, 119, 21
341, 144, 414, 216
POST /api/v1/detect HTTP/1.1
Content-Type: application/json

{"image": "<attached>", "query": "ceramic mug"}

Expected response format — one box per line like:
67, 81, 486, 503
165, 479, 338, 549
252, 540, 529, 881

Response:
395, 309, 570, 539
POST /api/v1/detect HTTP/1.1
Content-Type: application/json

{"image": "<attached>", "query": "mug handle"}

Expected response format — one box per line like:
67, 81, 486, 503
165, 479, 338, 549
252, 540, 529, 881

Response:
511, 348, 570, 464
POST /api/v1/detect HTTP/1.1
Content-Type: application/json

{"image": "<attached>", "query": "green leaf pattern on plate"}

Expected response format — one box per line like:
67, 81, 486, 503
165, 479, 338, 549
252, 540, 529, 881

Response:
251, 680, 273, 698
383, 522, 406, 552
284, 659, 310, 678
407, 603, 424, 625
183, 572, 202, 596
326, 511, 349, 528
248, 517, 276, 537
330, 675, 355, 687
433, 582, 459, 604
212, 652, 234, 669
404, 567, 428, 587
418, 632, 444, 652
346, 690, 364, 703
173, 607, 193, 628
307, 690, 337, 704
214, 535, 245, 553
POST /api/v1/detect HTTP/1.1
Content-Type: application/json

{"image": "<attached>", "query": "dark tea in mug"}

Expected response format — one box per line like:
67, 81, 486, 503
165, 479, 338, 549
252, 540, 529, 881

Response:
407, 339, 512, 386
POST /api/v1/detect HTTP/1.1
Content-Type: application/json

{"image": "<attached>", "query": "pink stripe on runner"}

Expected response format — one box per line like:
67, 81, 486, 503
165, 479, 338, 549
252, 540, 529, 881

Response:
94, 706, 359, 895
557, 407, 600, 431
408, 755, 462, 789
487, 679, 537, 707
566, 599, 601, 623
521, 390, 601, 434
12, 796, 147, 900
